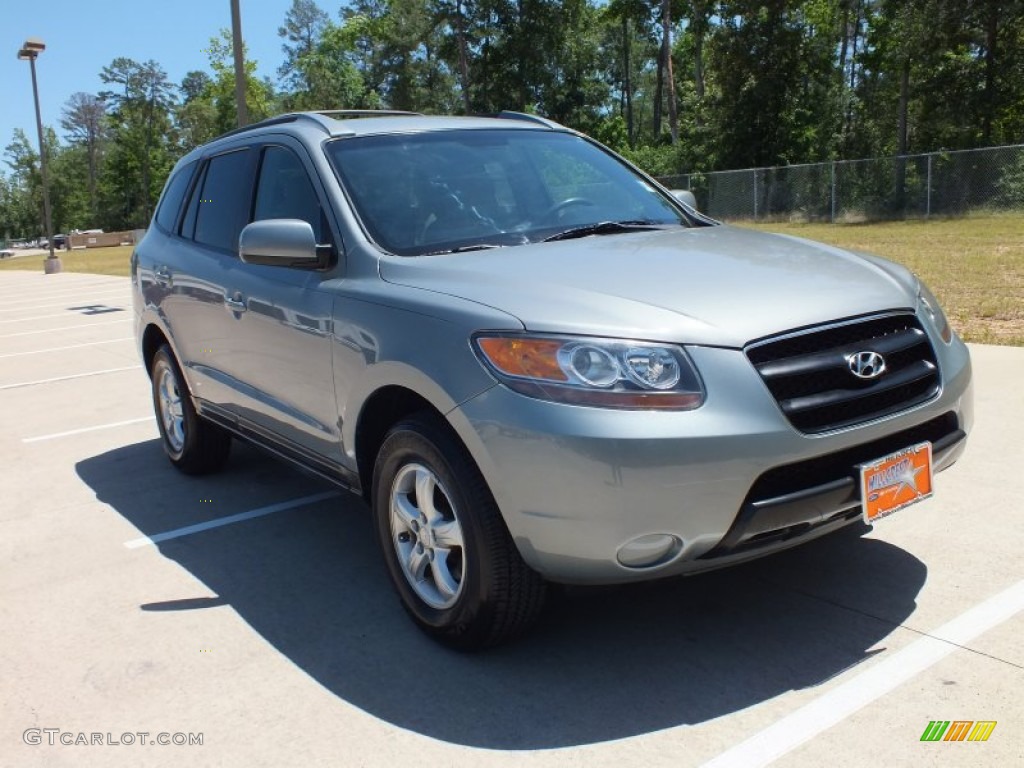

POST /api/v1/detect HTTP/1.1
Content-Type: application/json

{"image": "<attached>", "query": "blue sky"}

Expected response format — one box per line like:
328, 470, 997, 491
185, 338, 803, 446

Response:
2, 0, 313, 156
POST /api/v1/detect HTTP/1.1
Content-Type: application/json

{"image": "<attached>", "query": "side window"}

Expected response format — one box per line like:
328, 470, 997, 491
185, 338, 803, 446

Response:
154, 161, 195, 233
193, 149, 252, 252
180, 163, 206, 241
252, 146, 325, 242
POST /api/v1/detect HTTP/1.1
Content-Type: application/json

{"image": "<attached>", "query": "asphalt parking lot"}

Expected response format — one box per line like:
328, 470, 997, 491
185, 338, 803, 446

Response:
2, 270, 1021, 768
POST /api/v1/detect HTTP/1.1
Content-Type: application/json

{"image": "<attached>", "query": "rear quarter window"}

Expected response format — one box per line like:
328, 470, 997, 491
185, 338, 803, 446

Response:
154, 161, 196, 233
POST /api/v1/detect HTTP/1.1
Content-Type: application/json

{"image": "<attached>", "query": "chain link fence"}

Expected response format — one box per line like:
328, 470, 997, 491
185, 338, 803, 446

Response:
659, 144, 1024, 223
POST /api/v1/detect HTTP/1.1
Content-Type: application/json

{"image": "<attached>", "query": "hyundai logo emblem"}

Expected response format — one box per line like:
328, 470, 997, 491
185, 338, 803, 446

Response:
848, 350, 887, 379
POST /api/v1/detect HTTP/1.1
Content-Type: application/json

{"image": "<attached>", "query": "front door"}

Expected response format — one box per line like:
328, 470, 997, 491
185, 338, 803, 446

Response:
219, 142, 341, 463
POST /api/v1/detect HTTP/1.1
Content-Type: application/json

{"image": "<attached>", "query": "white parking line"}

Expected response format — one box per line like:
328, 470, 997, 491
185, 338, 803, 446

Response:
0, 337, 133, 359
0, 309, 128, 324
0, 365, 139, 390
0, 319, 130, 338
0, 283, 123, 300
0, 282, 128, 301
0, 289, 130, 311
699, 579, 1024, 768
23, 416, 154, 443
123, 491, 342, 549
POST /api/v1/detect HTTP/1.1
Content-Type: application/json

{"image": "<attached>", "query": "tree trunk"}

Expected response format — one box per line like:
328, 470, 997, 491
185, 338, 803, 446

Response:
623, 15, 634, 145
454, 0, 472, 114
982, 0, 998, 143
692, 2, 705, 128
849, 0, 861, 92
516, 0, 528, 111
897, 60, 909, 156
653, 1, 663, 139
663, 0, 678, 144
895, 59, 910, 214
87, 138, 97, 219
142, 96, 154, 225
839, 1, 849, 73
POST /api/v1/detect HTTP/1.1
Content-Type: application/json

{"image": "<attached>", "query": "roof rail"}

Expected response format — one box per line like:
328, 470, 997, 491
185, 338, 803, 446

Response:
314, 109, 423, 119
215, 114, 304, 141
213, 110, 426, 142
493, 110, 564, 130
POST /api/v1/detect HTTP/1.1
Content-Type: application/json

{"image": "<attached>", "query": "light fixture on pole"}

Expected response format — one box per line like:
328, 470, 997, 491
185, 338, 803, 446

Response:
17, 37, 61, 274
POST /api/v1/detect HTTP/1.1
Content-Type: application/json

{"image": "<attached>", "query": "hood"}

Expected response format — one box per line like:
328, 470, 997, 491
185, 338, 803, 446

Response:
379, 225, 918, 348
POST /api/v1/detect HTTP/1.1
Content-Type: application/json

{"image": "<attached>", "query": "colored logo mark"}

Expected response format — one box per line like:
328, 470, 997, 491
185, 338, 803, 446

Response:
920, 720, 997, 742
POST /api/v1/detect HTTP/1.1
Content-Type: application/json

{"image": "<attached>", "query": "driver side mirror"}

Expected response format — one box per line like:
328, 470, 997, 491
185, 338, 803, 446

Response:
671, 189, 698, 211
239, 219, 329, 269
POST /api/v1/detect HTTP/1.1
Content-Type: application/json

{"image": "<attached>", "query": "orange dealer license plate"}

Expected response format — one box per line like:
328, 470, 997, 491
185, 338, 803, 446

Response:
860, 442, 934, 524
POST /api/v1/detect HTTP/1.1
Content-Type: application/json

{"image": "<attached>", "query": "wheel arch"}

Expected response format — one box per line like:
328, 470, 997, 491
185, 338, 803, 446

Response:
354, 385, 447, 500
141, 323, 171, 378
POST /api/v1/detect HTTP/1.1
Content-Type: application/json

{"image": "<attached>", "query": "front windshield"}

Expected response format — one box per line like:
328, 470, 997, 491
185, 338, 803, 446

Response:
326, 129, 691, 256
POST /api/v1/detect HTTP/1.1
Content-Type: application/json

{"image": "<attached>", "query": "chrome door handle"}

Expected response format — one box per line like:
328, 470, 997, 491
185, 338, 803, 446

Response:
224, 295, 247, 313
153, 266, 172, 287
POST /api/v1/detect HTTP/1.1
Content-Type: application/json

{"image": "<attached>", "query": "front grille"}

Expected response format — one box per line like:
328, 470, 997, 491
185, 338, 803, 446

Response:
747, 411, 960, 501
700, 412, 962, 559
746, 312, 941, 433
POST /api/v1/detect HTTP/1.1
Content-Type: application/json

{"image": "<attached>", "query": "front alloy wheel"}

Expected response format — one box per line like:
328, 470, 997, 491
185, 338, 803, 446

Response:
389, 463, 466, 610
372, 412, 546, 650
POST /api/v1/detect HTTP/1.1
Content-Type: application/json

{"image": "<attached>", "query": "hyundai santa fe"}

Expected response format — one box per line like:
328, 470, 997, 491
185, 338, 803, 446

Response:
132, 110, 973, 649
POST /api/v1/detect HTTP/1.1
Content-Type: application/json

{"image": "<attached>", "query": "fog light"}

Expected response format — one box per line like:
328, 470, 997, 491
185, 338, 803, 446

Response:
617, 534, 682, 568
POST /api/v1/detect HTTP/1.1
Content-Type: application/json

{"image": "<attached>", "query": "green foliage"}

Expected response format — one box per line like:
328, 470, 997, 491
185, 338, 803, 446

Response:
2, 0, 1022, 240
621, 142, 684, 177
199, 31, 276, 136
592, 115, 630, 154
281, 22, 366, 111
998, 153, 1024, 208
99, 57, 178, 228
278, 0, 331, 88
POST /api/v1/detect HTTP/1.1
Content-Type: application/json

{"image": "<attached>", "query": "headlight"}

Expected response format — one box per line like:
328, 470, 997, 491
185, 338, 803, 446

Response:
917, 282, 953, 344
473, 333, 705, 409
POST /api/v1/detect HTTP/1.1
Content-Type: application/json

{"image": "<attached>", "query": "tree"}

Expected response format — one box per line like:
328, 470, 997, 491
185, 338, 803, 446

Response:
99, 58, 178, 227
176, 71, 219, 152
60, 92, 107, 222
705, 1, 838, 169
283, 21, 366, 110
197, 31, 276, 136
3, 127, 88, 235
2, 131, 43, 238
653, 0, 679, 143
278, 0, 330, 88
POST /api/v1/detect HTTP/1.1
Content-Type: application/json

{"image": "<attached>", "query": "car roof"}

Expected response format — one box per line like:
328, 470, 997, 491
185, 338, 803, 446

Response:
177, 110, 569, 164
167, 110, 588, 187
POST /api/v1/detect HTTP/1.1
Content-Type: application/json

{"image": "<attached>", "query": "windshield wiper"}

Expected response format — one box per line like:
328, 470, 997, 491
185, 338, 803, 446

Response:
423, 243, 507, 256
542, 220, 663, 242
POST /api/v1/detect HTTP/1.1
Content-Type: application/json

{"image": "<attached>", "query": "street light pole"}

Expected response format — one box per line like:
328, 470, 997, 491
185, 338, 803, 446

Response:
230, 0, 248, 128
18, 38, 60, 274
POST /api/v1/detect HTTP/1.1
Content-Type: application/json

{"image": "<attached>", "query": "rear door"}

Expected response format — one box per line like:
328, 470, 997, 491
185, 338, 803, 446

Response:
153, 147, 256, 409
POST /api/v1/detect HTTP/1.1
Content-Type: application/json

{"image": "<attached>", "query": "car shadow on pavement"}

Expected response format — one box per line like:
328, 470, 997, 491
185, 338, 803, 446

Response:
77, 439, 927, 750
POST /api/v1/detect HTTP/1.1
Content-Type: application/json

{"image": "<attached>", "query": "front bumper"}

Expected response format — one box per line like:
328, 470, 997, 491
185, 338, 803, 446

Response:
450, 336, 973, 584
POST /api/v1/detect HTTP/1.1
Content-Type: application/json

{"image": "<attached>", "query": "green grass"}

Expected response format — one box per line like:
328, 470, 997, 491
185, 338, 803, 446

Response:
740, 213, 1024, 346
0, 245, 133, 276
3, 214, 1022, 345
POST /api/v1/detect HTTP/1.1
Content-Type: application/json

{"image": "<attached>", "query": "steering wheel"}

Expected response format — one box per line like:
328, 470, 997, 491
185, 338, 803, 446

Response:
538, 197, 596, 224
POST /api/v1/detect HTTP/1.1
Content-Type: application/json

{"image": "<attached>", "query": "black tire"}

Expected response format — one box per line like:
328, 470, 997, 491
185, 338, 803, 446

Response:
372, 412, 546, 650
151, 344, 231, 475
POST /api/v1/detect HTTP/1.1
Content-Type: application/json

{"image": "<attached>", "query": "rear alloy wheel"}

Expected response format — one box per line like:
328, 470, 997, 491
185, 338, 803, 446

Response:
372, 412, 546, 650
151, 345, 231, 475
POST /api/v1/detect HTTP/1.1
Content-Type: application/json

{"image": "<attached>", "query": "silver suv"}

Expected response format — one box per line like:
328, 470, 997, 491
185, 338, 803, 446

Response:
132, 111, 972, 649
